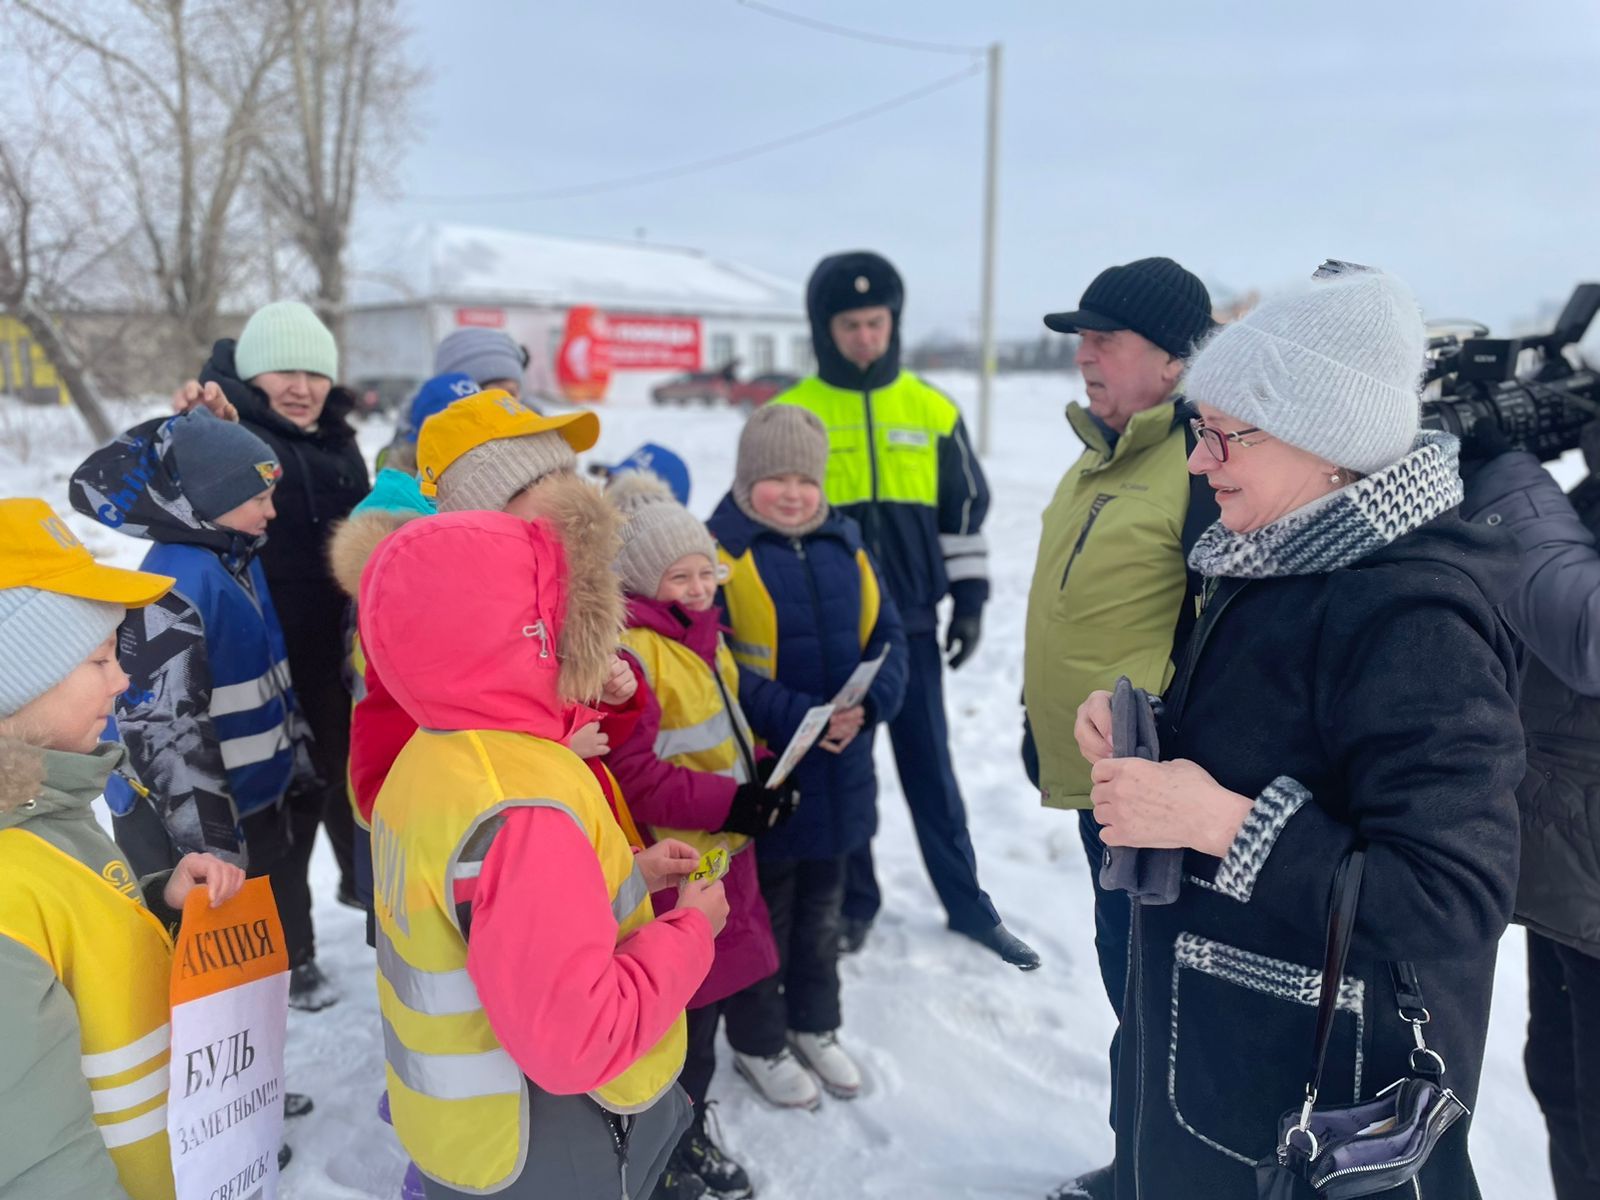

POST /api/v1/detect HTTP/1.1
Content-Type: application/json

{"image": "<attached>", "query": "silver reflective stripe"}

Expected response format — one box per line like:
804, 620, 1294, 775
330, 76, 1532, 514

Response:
219, 726, 290, 769
613, 865, 648, 921
654, 710, 735, 760
945, 554, 988, 582
89, 1063, 167, 1114
210, 659, 292, 717
382, 1015, 523, 1100
939, 532, 987, 556
726, 638, 770, 661
377, 930, 482, 1016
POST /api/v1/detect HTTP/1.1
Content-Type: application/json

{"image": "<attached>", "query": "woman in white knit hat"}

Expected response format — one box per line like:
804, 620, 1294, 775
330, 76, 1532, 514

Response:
1069, 265, 1524, 1198
172, 299, 371, 1011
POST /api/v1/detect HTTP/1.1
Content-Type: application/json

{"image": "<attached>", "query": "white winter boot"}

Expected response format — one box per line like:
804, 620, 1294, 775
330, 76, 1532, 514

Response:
787, 1030, 862, 1100
732, 1047, 822, 1111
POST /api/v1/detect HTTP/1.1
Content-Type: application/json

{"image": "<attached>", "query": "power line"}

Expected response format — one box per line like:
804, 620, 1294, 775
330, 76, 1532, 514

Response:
733, 0, 984, 56
404, 62, 982, 204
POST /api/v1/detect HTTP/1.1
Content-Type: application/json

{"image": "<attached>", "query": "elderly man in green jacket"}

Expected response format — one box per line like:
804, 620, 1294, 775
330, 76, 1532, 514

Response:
1023, 257, 1216, 1200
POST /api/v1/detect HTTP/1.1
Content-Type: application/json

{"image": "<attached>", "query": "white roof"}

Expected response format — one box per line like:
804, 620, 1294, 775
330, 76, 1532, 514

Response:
349, 222, 803, 320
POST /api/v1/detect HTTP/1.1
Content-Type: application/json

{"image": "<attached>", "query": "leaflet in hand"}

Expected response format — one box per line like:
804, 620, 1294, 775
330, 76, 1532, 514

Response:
764, 704, 835, 790
830, 646, 889, 711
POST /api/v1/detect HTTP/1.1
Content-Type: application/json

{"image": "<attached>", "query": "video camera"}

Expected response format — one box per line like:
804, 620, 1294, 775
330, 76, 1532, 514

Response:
1421, 283, 1600, 462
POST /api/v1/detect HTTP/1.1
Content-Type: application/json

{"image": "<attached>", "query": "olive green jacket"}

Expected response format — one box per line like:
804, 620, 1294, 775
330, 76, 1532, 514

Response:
1023, 400, 1212, 808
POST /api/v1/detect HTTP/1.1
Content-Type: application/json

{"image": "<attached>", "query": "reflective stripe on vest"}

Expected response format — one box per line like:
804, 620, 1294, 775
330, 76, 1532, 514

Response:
381, 1014, 523, 1100
655, 709, 738, 761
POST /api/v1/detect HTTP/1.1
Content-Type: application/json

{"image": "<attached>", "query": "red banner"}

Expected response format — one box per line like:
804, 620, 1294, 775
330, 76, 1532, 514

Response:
606, 315, 702, 371
556, 306, 613, 403
454, 307, 506, 329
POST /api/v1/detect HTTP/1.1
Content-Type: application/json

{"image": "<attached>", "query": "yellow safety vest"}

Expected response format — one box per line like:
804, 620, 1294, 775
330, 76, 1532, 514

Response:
771, 372, 955, 510
716, 542, 879, 682
371, 728, 686, 1194
0, 829, 177, 1200
618, 628, 756, 857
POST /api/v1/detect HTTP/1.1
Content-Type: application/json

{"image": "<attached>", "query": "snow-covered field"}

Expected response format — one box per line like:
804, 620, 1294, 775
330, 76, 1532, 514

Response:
0, 374, 1553, 1199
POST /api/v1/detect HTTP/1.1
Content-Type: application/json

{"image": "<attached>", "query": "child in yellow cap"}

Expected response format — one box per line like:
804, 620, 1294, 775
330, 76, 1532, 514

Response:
0, 498, 245, 1200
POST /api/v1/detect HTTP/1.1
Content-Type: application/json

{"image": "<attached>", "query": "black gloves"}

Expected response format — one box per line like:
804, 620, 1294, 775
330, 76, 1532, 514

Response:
720, 774, 800, 835
945, 611, 982, 670
1458, 417, 1513, 480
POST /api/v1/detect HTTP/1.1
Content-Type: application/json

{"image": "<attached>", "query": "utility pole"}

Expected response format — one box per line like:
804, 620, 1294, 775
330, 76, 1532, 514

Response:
977, 42, 1001, 457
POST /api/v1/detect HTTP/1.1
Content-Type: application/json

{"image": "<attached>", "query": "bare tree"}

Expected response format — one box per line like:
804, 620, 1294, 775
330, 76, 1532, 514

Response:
259, 0, 421, 346
11, 0, 290, 362
0, 111, 116, 441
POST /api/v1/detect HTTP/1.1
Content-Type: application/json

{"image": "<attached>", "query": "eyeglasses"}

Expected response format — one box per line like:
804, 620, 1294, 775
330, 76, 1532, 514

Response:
1190, 418, 1270, 463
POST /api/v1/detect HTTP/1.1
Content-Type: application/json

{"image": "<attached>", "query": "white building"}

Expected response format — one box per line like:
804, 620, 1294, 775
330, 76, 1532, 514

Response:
345, 223, 810, 402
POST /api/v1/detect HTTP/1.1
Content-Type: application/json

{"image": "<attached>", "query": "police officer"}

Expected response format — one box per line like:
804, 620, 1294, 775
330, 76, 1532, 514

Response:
770, 250, 1037, 969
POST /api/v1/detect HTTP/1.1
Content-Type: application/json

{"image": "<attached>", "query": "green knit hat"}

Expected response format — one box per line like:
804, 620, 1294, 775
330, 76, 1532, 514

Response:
235, 300, 339, 382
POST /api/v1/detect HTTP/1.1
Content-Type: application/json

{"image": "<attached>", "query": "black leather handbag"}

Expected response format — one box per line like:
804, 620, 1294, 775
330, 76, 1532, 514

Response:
1255, 850, 1469, 1199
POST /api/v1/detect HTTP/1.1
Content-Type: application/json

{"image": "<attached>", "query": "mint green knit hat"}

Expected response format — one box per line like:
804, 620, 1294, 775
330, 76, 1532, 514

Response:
235, 300, 339, 382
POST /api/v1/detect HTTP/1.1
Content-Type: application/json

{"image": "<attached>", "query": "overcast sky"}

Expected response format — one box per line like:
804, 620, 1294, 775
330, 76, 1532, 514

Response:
365, 0, 1600, 343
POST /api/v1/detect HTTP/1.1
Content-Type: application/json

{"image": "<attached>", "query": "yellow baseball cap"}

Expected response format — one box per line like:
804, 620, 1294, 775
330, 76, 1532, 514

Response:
416, 390, 600, 498
0, 498, 174, 606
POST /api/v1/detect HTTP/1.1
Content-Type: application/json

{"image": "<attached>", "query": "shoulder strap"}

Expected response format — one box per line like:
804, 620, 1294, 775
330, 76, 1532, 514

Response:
1303, 848, 1366, 1109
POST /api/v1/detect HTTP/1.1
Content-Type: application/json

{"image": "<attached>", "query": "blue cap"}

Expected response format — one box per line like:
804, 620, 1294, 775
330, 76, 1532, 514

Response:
404, 373, 480, 442
599, 444, 690, 505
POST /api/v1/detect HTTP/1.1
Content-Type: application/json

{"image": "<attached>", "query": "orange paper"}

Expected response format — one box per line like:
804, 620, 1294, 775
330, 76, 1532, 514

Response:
170, 876, 289, 1006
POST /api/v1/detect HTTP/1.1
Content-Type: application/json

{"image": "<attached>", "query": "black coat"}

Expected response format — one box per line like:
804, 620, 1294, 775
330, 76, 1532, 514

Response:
1110, 513, 1525, 1199
1463, 450, 1600, 959
199, 340, 369, 693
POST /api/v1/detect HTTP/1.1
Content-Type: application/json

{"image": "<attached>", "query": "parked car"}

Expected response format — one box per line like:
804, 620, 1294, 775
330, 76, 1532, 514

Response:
650, 369, 735, 406
729, 372, 800, 408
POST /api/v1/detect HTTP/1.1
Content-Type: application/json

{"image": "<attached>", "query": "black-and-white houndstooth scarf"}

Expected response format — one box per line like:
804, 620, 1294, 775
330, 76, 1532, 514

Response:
1188, 431, 1464, 580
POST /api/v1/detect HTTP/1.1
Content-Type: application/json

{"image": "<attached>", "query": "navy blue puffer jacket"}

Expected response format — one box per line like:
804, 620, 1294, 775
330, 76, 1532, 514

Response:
708, 494, 907, 860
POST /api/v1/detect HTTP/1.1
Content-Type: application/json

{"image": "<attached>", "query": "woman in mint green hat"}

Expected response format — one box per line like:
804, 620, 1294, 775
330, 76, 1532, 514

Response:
174, 299, 369, 1011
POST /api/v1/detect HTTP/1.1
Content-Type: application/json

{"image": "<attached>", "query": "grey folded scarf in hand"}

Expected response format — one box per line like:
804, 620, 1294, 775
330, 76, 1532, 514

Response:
1097, 675, 1183, 905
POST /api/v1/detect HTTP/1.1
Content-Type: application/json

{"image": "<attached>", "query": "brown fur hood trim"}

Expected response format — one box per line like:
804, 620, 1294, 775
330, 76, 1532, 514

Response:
0, 736, 46, 816
328, 509, 428, 600
531, 474, 625, 704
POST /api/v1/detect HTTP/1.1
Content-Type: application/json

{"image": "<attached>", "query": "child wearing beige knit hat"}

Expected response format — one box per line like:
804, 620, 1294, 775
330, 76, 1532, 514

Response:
704, 402, 909, 1113
605, 469, 798, 1190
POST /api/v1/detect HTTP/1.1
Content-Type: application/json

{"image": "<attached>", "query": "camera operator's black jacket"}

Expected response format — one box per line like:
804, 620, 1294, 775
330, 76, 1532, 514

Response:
1464, 449, 1600, 959
1114, 434, 1524, 1198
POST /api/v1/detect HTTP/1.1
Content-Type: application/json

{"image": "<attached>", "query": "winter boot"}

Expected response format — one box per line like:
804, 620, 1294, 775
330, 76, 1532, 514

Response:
400, 1162, 427, 1200
787, 1030, 862, 1100
284, 1092, 314, 1118
289, 959, 341, 1011
277, 1144, 292, 1171
732, 1047, 821, 1111
674, 1105, 752, 1199
838, 916, 871, 955
1047, 1162, 1115, 1199
956, 920, 1041, 970
650, 1161, 709, 1199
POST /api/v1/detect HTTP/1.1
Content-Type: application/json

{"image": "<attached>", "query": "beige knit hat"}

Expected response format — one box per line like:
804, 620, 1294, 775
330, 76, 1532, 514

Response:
435, 432, 576, 513
607, 471, 718, 597
733, 405, 830, 533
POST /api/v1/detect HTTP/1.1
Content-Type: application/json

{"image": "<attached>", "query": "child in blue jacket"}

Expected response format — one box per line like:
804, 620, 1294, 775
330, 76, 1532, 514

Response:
69, 410, 311, 910
707, 404, 907, 1105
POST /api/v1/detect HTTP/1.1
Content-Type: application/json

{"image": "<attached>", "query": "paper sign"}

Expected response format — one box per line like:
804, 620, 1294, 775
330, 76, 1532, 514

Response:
764, 704, 835, 789
168, 877, 290, 1200
830, 647, 889, 711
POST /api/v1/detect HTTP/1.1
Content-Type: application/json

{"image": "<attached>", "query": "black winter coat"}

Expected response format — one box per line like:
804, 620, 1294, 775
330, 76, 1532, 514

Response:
1464, 449, 1600, 959
199, 340, 369, 692
1111, 488, 1525, 1198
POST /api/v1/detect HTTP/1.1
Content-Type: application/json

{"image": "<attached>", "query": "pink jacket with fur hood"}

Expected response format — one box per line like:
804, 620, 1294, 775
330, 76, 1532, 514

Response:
358, 491, 713, 1098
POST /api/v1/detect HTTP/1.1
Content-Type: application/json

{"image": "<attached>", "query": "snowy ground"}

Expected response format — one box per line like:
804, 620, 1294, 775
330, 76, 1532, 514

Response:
0, 374, 1553, 1199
